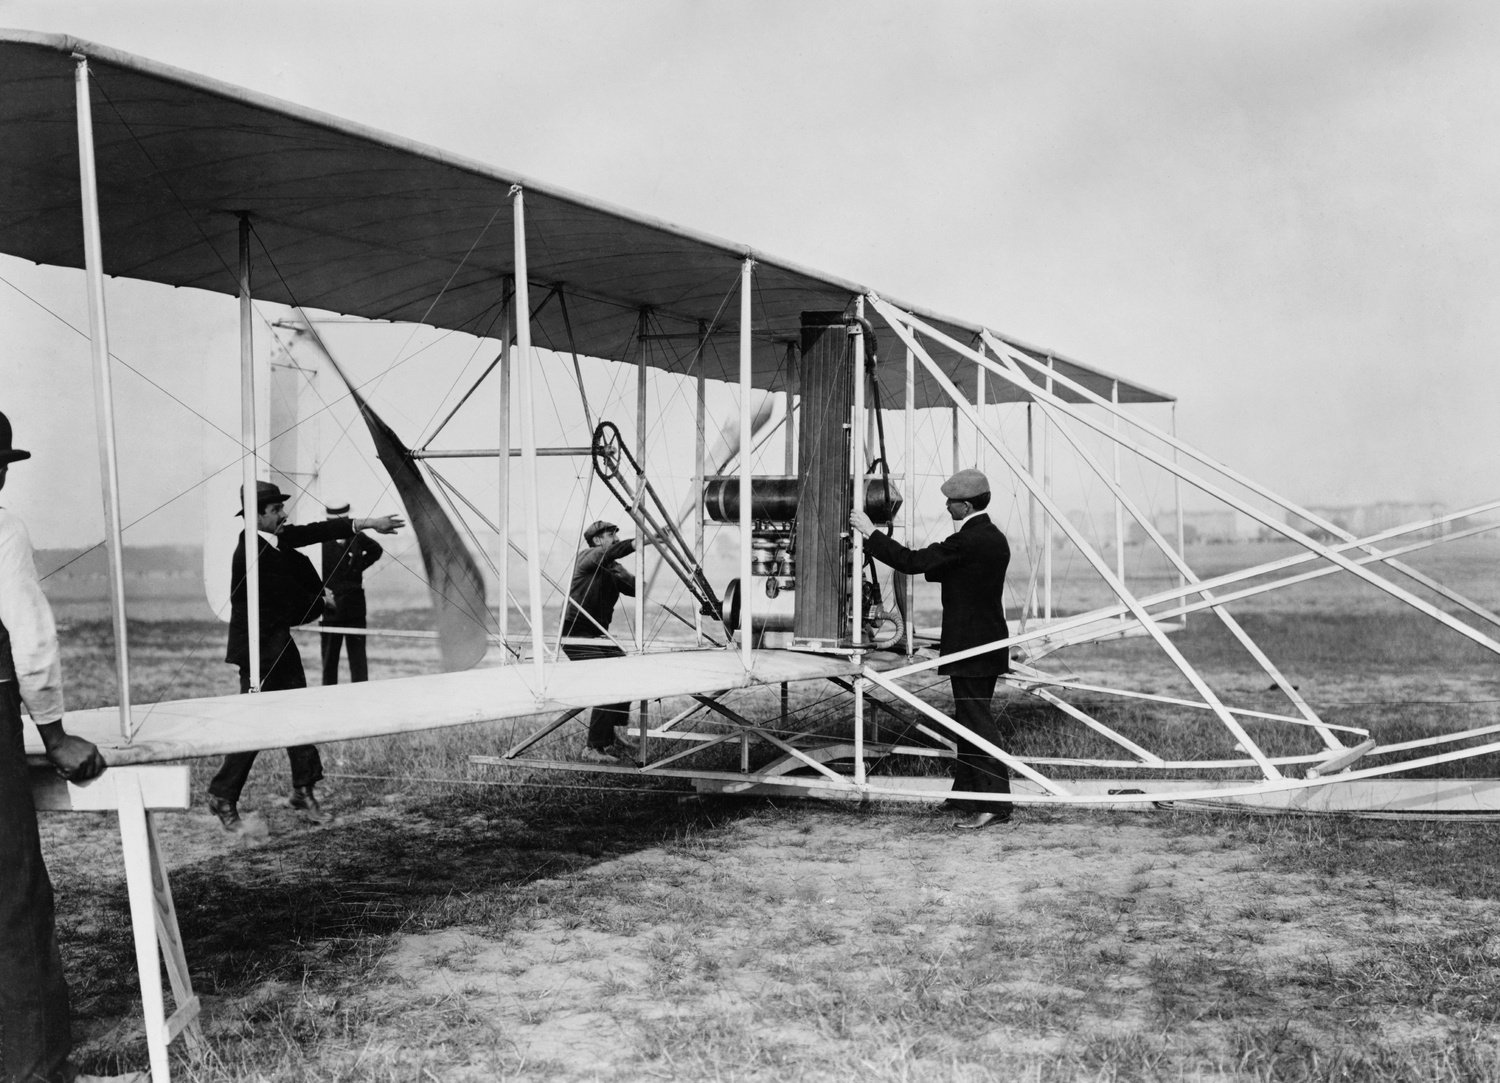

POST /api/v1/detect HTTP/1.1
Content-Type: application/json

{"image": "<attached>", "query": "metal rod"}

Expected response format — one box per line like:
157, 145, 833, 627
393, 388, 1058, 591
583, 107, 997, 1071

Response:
73, 56, 133, 738
412, 446, 591, 459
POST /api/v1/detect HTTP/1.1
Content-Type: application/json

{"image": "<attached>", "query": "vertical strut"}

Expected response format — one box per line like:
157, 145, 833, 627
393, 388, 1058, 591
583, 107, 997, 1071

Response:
497, 278, 512, 653
738, 258, 754, 667
74, 56, 133, 736
510, 187, 547, 686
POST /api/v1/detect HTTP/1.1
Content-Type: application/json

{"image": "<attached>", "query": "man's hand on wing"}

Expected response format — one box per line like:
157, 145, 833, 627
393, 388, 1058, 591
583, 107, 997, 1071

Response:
849, 509, 875, 538
37, 722, 107, 784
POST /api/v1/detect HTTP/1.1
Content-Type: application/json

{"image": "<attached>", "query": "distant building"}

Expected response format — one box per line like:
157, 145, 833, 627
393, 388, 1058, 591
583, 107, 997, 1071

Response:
1293, 502, 1449, 542
1127, 509, 1244, 546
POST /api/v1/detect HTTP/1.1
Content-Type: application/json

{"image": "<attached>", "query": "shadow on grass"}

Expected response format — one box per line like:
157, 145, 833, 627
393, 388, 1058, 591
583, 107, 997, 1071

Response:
56, 786, 768, 1046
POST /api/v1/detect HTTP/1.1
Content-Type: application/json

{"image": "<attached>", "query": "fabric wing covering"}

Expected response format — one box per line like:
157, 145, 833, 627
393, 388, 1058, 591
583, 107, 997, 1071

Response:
0, 31, 1172, 411
326, 352, 492, 672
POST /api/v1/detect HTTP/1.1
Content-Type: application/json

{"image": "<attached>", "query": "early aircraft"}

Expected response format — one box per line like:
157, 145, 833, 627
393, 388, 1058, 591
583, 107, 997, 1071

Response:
5, 31, 1500, 1079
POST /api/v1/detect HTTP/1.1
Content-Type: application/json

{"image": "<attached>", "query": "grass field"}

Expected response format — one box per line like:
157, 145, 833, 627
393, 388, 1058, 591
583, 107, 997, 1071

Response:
36, 536, 1500, 1080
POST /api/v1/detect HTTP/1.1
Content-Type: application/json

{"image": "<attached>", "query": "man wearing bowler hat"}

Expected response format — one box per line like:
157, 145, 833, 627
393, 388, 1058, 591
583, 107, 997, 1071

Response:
0, 411, 112, 1082
561, 519, 645, 764
208, 480, 404, 833
851, 467, 1013, 829
319, 499, 385, 685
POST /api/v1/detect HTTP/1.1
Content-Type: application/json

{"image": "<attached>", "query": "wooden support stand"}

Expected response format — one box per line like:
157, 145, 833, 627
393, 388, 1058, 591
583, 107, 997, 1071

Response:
32, 764, 200, 1083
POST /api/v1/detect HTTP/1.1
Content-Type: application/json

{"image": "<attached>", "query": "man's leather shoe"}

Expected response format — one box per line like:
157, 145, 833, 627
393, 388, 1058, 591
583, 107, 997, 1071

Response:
290, 785, 332, 823
957, 811, 1010, 830
208, 795, 246, 834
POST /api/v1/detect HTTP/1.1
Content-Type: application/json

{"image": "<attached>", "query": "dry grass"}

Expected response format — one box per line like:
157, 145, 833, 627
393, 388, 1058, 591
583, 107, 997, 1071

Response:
36, 535, 1500, 1080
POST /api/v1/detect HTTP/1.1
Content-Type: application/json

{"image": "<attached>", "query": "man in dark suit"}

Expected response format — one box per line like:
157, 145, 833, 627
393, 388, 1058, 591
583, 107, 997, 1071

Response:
561, 520, 642, 764
209, 481, 403, 833
319, 500, 385, 685
851, 468, 1012, 829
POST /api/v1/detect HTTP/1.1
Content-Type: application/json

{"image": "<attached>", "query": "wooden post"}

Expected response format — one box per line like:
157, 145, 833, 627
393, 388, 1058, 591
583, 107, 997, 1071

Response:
694, 322, 708, 645
1112, 380, 1125, 585
73, 55, 133, 736
851, 299, 867, 786
904, 342, 915, 656
510, 186, 547, 686
36, 765, 198, 1083
738, 258, 754, 668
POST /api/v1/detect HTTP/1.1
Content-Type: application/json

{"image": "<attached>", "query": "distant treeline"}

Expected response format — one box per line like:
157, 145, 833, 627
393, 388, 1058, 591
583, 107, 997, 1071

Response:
37, 545, 201, 579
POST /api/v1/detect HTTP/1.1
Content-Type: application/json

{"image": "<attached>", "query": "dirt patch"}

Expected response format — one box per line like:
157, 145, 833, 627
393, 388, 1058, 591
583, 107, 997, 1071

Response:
344, 806, 1495, 1078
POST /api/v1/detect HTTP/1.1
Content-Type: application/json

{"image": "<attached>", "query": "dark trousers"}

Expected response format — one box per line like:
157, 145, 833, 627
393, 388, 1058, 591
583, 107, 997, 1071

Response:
0, 683, 72, 1083
949, 674, 1011, 814
207, 655, 324, 804
320, 629, 367, 684
561, 638, 630, 748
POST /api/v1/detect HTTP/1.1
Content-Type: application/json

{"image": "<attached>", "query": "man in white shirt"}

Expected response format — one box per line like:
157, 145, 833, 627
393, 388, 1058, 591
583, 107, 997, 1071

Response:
0, 411, 109, 1083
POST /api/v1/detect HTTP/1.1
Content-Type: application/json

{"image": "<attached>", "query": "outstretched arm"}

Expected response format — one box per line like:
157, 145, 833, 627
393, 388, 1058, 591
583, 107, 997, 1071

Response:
356, 514, 405, 534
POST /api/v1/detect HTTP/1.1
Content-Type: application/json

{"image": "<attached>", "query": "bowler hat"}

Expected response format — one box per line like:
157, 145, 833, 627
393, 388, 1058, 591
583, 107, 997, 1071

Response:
584, 519, 620, 544
940, 468, 990, 501
0, 412, 31, 464
235, 479, 293, 515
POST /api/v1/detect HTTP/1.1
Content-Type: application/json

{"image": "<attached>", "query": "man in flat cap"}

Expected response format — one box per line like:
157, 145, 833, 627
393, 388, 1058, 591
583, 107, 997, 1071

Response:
319, 500, 385, 686
561, 519, 644, 763
208, 481, 404, 833
0, 411, 111, 1083
851, 467, 1013, 829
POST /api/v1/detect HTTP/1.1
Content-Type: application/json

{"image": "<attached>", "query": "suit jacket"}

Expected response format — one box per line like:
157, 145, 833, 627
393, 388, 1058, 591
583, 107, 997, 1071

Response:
561, 538, 636, 637
863, 512, 1010, 676
226, 518, 353, 671
321, 532, 384, 624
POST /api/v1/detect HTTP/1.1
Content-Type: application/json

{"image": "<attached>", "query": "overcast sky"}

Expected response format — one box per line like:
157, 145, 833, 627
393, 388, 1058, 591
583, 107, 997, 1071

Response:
2, 0, 1497, 548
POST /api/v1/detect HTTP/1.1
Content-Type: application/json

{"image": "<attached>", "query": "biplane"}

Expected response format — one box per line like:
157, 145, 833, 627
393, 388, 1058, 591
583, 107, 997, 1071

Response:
5, 30, 1500, 1081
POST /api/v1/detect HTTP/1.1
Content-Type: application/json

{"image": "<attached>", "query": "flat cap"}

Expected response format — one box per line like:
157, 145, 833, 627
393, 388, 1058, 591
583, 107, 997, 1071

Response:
940, 468, 990, 501
584, 519, 620, 544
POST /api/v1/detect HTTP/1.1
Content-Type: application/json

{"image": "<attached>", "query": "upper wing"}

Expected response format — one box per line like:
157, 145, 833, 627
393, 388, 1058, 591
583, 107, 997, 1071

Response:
0, 31, 1170, 411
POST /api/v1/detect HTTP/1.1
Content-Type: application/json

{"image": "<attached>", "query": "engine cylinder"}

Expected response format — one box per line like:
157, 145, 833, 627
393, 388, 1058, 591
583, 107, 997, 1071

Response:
703, 476, 902, 524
